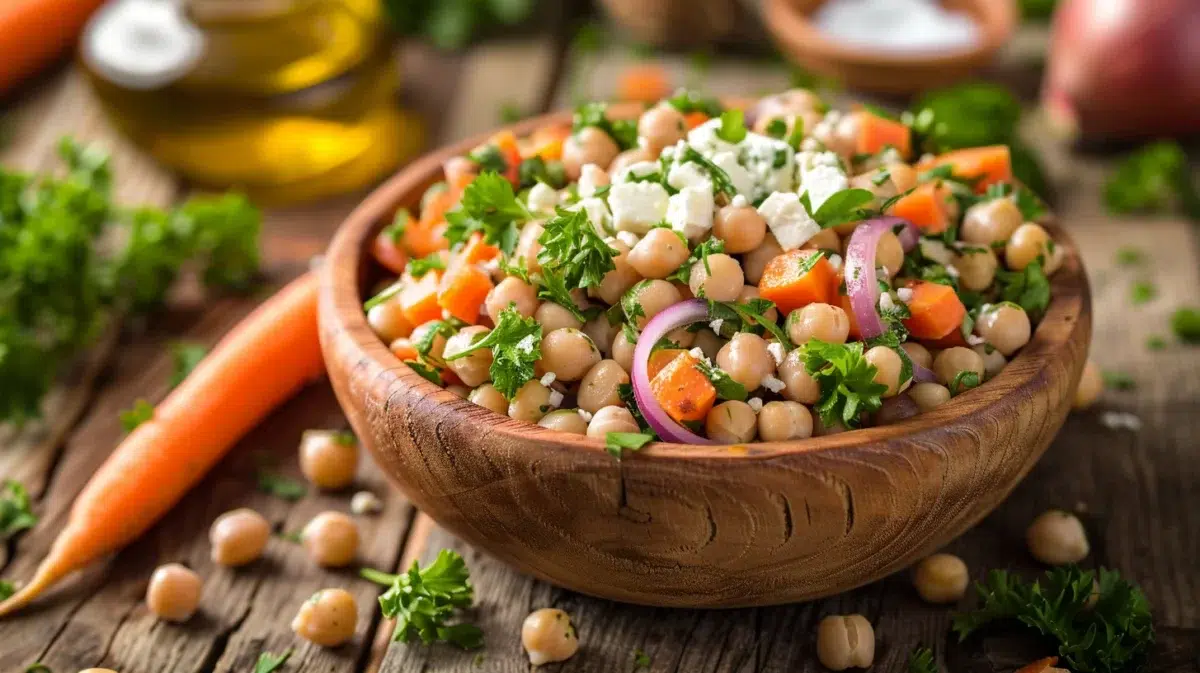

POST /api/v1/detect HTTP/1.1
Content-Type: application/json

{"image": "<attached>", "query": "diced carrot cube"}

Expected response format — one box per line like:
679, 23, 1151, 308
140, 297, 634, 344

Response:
888, 181, 955, 234
650, 352, 716, 423
459, 232, 500, 266
854, 109, 912, 158
403, 221, 449, 258
917, 145, 1012, 193
902, 281, 966, 340
488, 129, 523, 185
400, 272, 443, 326
647, 348, 687, 380
437, 263, 494, 324
758, 249, 836, 314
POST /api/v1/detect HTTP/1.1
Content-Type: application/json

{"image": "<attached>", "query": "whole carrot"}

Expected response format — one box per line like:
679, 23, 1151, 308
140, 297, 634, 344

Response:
0, 272, 324, 617
0, 0, 107, 96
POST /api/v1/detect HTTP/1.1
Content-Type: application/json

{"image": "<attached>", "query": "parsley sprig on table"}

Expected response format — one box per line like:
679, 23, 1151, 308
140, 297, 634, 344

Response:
953, 566, 1153, 673
0, 138, 261, 425
802, 339, 888, 428
253, 649, 293, 673
1, 480, 37, 541
907, 646, 937, 673
362, 549, 483, 650
444, 305, 541, 398
444, 171, 531, 255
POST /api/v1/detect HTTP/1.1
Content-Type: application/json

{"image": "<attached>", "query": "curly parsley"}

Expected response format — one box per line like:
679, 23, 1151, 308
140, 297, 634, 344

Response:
802, 339, 888, 428
444, 305, 541, 399
444, 171, 531, 254
362, 549, 483, 649
537, 207, 619, 290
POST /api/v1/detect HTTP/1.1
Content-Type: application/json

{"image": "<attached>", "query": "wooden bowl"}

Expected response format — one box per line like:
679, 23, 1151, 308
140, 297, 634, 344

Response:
318, 105, 1091, 608
763, 0, 1018, 95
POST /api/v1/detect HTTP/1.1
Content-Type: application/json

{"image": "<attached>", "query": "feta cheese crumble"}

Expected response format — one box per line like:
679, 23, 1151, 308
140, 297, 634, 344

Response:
668, 185, 715, 240
1100, 411, 1142, 432
578, 163, 607, 198
527, 181, 560, 212
747, 397, 764, 412
897, 287, 914, 302
548, 389, 564, 408
539, 372, 557, 387
609, 182, 670, 234
615, 160, 660, 183
767, 341, 785, 365
577, 409, 594, 422
709, 319, 724, 333
760, 374, 787, 393
757, 192, 821, 250
667, 160, 712, 191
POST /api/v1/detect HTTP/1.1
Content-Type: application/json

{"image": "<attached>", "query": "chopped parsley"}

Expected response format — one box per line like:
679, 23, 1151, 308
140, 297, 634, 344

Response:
573, 102, 638, 150
363, 549, 483, 650
950, 370, 981, 396
995, 259, 1051, 317
536, 271, 596, 323
633, 648, 652, 669
1102, 370, 1136, 391
764, 118, 787, 139
0, 580, 14, 602
708, 298, 791, 348
715, 109, 747, 144
1115, 246, 1146, 267
605, 431, 654, 459
537, 207, 619, 289
517, 156, 566, 189
1146, 334, 1167, 351
668, 237, 724, 284
618, 382, 654, 433
444, 305, 542, 398
382, 210, 410, 242
678, 145, 737, 198
802, 339, 889, 428
796, 250, 826, 276
1, 480, 37, 541
1105, 141, 1199, 219
1130, 280, 1157, 305
444, 171, 531, 255
408, 253, 447, 278
253, 649, 294, 673
119, 398, 154, 432
406, 360, 443, 385
363, 281, 403, 312
665, 89, 723, 118
467, 144, 508, 175
414, 320, 460, 358
169, 342, 207, 388
694, 359, 747, 401
802, 188, 875, 229
1171, 307, 1200, 343
257, 471, 307, 501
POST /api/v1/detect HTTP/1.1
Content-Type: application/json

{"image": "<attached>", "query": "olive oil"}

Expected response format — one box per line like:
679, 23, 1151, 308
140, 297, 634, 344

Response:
81, 0, 423, 203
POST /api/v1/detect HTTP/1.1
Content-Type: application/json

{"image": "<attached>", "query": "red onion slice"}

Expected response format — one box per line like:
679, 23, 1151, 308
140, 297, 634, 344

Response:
911, 361, 937, 383
631, 299, 714, 445
845, 218, 904, 340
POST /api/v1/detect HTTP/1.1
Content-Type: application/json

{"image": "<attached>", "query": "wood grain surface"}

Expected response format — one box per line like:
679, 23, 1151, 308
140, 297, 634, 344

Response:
1, 17, 1198, 673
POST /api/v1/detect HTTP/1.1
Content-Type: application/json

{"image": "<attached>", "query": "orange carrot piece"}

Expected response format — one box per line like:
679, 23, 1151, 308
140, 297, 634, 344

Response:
0, 272, 324, 617
758, 250, 837, 314
902, 281, 966, 340
837, 293, 862, 341
458, 232, 500, 266
419, 185, 458, 229
438, 263, 493, 324
618, 63, 671, 104
650, 352, 716, 423
923, 326, 968, 349
647, 348, 687, 380
888, 181, 955, 234
1015, 657, 1061, 673
0, 0, 106, 95
400, 272, 443, 326
918, 145, 1012, 193
488, 130, 524, 185
683, 111, 710, 130
528, 124, 570, 161
854, 109, 912, 158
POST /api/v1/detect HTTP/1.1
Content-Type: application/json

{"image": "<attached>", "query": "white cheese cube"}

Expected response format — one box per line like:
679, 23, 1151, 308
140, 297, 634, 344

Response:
667, 161, 712, 191
686, 118, 739, 156
711, 151, 755, 197
609, 182, 670, 234
747, 397, 763, 413
800, 164, 849, 212
667, 185, 715, 241
761, 374, 786, 393
767, 341, 785, 365
527, 181, 560, 213
578, 164, 607, 198
756, 192, 821, 251
568, 197, 612, 236
740, 132, 796, 200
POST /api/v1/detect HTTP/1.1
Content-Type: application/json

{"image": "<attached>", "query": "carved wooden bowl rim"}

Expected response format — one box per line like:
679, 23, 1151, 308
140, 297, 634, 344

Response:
320, 103, 1089, 464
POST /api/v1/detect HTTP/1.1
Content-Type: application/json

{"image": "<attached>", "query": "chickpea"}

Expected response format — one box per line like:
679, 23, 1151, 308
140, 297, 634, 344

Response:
562, 127, 620, 180
292, 588, 357, 648
716, 333, 774, 390
909, 383, 951, 411
757, 401, 813, 442
409, 321, 448, 362
741, 234, 783, 285
578, 360, 630, 413
689, 253, 744, 302
638, 103, 686, 152
666, 325, 697, 348
973, 344, 1007, 381
586, 405, 639, 438
900, 342, 932, 369
786, 303, 850, 345
146, 563, 202, 622
443, 326, 493, 387
1027, 510, 1090, 565
954, 247, 999, 292
469, 383, 509, 415
301, 511, 359, 568
609, 146, 655, 176
209, 508, 270, 567
778, 348, 820, 404
538, 409, 589, 434
522, 608, 579, 666
299, 430, 359, 490
533, 302, 582, 334
736, 285, 778, 322
624, 279, 683, 329
509, 381, 554, 423
976, 304, 1031, 356
1073, 360, 1103, 410
961, 197, 1022, 246
815, 614, 875, 671
933, 347, 985, 389
515, 221, 545, 274
692, 329, 725, 360
366, 298, 412, 343
445, 384, 469, 397
799, 227, 840, 252
583, 313, 620, 355
628, 228, 689, 279
1005, 223, 1054, 271
865, 346, 905, 397
913, 553, 969, 604
706, 400, 758, 444
486, 276, 539, 320
610, 329, 637, 372
713, 205, 767, 253
539, 328, 601, 382
594, 239, 642, 305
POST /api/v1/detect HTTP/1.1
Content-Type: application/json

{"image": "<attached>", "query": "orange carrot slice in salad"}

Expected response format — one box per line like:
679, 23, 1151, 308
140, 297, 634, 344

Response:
400, 271, 443, 326
650, 351, 717, 423
918, 145, 1012, 193
888, 181, 955, 234
902, 281, 967, 340
854, 109, 912, 158
437, 263, 494, 324
758, 249, 837, 314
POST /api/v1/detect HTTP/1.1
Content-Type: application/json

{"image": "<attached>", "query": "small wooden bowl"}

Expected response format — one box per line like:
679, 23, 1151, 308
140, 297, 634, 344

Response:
318, 105, 1091, 608
763, 0, 1017, 95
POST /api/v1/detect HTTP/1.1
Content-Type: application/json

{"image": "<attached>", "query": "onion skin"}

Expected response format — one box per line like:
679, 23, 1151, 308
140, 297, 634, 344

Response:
1044, 0, 1200, 140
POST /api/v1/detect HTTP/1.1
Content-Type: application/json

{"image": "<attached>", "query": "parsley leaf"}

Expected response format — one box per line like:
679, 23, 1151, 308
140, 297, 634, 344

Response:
796, 250, 826, 276
257, 471, 307, 501
382, 210, 410, 243
809, 188, 875, 229
668, 237, 724, 284
633, 648, 652, 669
409, 253, 447, 278
716, 109, 747, 144
1171, 307, 1200, 343
517, 156, 566, 189
1, 480, 37, 541
694, 359, 747, 401
666, 89, 723, 117
119, 398, 154, 432
444, 305, 542, 398
1105, 141, 1199, 219
1130, 280, 1157, 305
537, 207, 619, 289
1115, 246, 1146, 267
952, 566, 1154, 673
764, 118, 787, 139
254, 649, 293, 673
908, 646, 936, 673
1102, 370, 1136, 391
444, 171, 531, 254
995, 259, 1051, 317
802, 339, 888, 428
605, 431, 654, 458
678, 145, 737, 198
467, 144, 508, 175
0, 580, 14, 602
573, 102, 638, 150
1146, 334, 1167, 351
407, 359, 444, 385
363, 549, 483, 649
950, 370, 981, 396
708, 299, 792, 348
24, 664, 52, 673
170, 342, 207, 388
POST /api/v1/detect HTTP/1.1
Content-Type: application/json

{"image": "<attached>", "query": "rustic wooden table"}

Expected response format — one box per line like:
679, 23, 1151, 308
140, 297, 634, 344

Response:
1, 22, 1198, 673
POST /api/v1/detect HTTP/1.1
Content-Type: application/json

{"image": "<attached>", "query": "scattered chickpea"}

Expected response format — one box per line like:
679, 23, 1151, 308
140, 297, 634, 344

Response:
292, 588, 358, 647
508, 380, 554, 423
1027, 510, 1090, 565
299, 430, 359, 490
638, 103, 686, 152
786, 303, 850, 346
912, 553, 969, 604
587, 405, 639, 438
145, 563, 203, 622
538, 409, 590, 434
976, 304, 1031, 356
469, 383, 509, 415
816, 614, 875, 671
209, 508, 270, 567
366, 299, 413, 343
522, 608, 579, 666
302, 511, 360, 568
1073, 360, 1104, 410
577, 360, 630, 413
717, 333, 774, 390
864, 345, 905, 397
350, 490, 383, 516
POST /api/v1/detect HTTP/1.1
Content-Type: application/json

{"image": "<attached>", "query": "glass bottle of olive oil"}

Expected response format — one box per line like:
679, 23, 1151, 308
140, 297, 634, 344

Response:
81, 0, 424, 203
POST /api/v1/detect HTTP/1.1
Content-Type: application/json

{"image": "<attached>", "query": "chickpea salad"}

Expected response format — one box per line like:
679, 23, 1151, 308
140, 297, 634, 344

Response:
364, 88, 1060, 446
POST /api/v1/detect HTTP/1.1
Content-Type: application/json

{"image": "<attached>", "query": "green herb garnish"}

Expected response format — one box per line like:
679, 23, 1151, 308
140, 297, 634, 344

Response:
908, 646, 936, 673
802, 339, 888, 428
257, 471, 307, 501
169, 342, 207, 388
1105, 141, 1199, 219
573, 102, 638, 150
0, 580, 14, 602
716, 109, 747, 144
694, 359, 747, 401
1, 480, 37, 541
665, 89, 723, 118
1171, 307, 1200, 343
605, 431, 654, 459
995, 259, 1051, 317
1102, 371, 1136, 391
1115, 246, 1146, 267
119, 398, 154, 432
409, 253, 447, 278
1130, 281, 1157, 306
362, 549, 483, 649
950, 370, 981, 396
445, 305, 542, 399
444, 171, 531, 254
537, 207, 619, 289
254, 649, 294, 673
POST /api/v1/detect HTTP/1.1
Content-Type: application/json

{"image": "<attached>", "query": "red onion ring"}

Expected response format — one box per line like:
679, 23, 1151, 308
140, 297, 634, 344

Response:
845, 217, 913, 340
631, 299, 714, 445
911, 362, 937, 383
